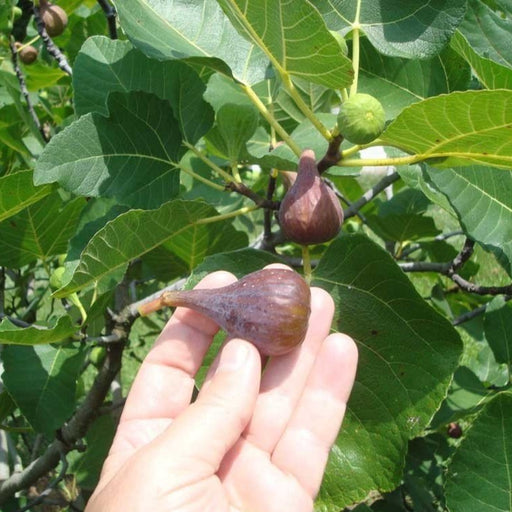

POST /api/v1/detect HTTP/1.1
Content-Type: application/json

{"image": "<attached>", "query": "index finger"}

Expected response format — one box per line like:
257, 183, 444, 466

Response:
120, 270, 237, 425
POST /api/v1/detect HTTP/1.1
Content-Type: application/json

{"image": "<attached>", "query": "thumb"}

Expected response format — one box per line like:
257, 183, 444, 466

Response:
150, 339, 261, 477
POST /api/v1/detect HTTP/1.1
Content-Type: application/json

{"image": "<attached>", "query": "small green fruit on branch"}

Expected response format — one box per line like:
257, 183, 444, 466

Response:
138, 268, 311, 356
337, 93, 385, 145
278, 149, 344, 245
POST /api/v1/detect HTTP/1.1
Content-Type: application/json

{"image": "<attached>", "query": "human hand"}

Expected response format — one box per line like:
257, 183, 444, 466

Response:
86, 266, 358, 512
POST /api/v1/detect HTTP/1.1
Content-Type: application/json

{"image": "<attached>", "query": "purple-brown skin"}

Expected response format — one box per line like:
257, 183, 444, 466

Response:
139, 268, 311, 356
279, 149, 343, 245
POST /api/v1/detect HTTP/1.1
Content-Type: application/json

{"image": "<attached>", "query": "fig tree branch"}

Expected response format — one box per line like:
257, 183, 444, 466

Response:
9, 38, 49, 144
96, 0, 117, 39
0, 327, 128, 504
32, 5, 72, 76
343, 171, 401, 219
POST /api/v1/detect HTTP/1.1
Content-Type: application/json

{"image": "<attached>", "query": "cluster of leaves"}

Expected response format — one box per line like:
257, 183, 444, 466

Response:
0, 0, 512, 511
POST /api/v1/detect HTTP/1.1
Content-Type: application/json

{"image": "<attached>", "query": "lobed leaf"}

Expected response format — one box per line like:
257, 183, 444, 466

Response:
359, 39, 471, 119
113, 0, 270, 85
445, 391, 512, 512
54, 199, 248, 297
312, 234, 462, 509
216, 0, 353, 89
0, 170, 53, 223
73, 36, 214, 143
484, 296, 512, 366
315, 0, 467, 59
380, 90, 512, 168
451, 30, 512, 90
35, 91, 185, 209
0, 193, 85, 268
426, 165, 512, 274
0, 316, 77, 346
1, 344, 85, 436
459, 0, 512, 68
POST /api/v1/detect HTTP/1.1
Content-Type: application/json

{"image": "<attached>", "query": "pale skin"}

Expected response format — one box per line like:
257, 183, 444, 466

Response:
86, 265, 358, 512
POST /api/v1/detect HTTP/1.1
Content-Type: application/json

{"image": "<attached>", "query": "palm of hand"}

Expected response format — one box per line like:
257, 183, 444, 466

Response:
86, 268, 357, 512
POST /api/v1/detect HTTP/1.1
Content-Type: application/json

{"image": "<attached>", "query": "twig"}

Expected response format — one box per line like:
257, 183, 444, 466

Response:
96, 0, 117, 39
343, 172, 400, 219
0, 333, 127, 503
33, 5, 72, 76
9, 38, 49, 143
452, 295, 512, 326
225, 181, 279, 209
399, 231, 464, 259
0, 314, 32, 328
318, 134, 343, 174
399, 261, 451, 273
14, 450, 68, 512
263, 171, 278, 249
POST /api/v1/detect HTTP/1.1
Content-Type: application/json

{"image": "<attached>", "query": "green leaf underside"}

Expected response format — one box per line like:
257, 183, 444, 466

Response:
1, 344, 85, 435
114, 0, 270, 85
0, 194, 85, 268
313, 234, 462, 509
216, 0, 353, 89
54, 200, 247, 297
0, 316, 77, 345
459, 0, 512, 68
316, 0, 467, 59
34, 91, 184, 209
0, 171, 53, 224
380, 90, 512, 168
451, 31, 512, 90
73, 36, 213, 143
426, 165, 512, 274
445, 391, 512, 512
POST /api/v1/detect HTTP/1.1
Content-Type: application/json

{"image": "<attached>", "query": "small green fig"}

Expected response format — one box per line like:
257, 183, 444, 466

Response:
139, 268, 311, 356
49, 266, 66, 290
278, 149, 343, 245
337, 93, 385, 144
39, 0, 68, 37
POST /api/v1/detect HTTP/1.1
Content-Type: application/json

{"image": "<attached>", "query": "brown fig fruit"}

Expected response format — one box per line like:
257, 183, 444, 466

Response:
138, 268, 311, 356
15, 42, 39, 64
278, 149, 343, 245
39, 0, 68, 37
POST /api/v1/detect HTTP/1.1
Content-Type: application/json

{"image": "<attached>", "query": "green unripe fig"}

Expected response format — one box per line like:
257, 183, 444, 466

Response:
337, 93, 385, 145
89, 346, 107, 368
39, 0, 68, 37
49, 266, 66, 290
329, 30, 348, 56
13, 7, 22, 20
15, 42, 38, 64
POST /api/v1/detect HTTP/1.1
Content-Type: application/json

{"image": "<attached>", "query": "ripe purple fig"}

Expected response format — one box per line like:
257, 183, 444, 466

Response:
278, 149, 343, 245
39, 0, 68, 37
139, 268, 311, 356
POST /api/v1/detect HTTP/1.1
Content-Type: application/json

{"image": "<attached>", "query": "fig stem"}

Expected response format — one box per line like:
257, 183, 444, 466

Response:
183, 141, 235, 183
349, 1, 362, 97
241, 84, 302, 157
138, 296, 165, 316
302, 245, 312, 284
281, 74, 332, 142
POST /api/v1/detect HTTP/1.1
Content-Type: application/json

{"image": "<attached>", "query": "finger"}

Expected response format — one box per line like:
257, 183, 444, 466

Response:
146, 338, 262, 486
271, 333, 358, 498
243, 287, 335, 453
109, 271, 237, 460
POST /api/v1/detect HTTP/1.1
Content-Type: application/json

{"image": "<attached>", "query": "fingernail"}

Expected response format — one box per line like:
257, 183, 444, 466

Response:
218, 341, 249, 372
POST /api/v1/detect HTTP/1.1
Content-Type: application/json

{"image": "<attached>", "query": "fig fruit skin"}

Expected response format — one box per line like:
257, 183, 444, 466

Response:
278, 149, 343, 245
39, 1, 68, 37
337, 93, 385, 145
139, 268, 311, 356
15, 43, 39, 64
